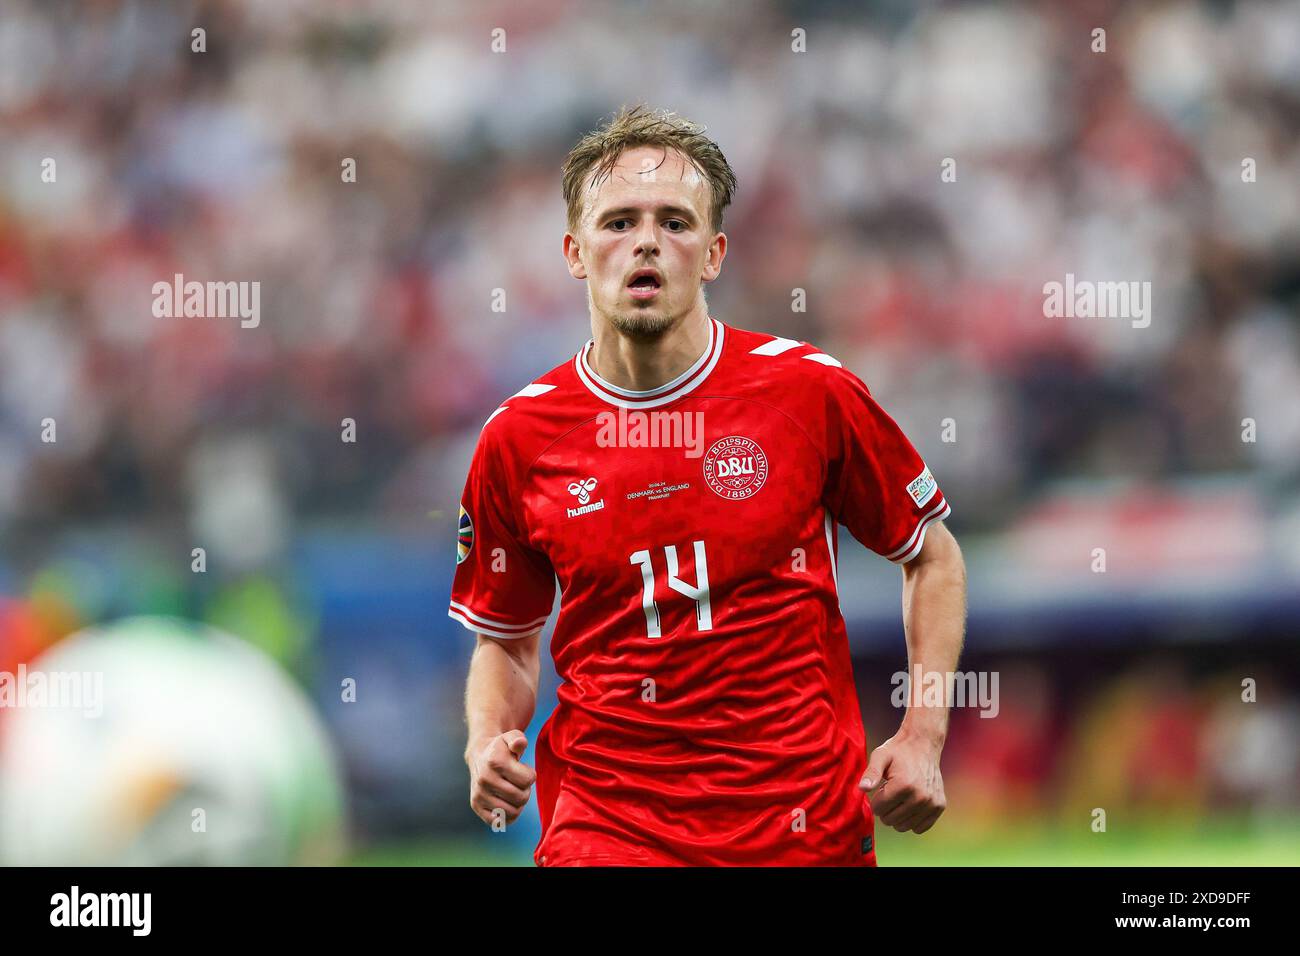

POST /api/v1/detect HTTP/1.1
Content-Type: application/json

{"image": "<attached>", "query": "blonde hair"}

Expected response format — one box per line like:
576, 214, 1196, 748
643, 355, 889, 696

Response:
561, 104, 738, 236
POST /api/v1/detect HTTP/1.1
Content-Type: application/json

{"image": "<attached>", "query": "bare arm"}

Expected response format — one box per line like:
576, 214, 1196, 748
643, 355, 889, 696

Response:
464, 630, 543, 826
861, 520, 967, 834
898, 520, 967, 745
464, 630, 542, 758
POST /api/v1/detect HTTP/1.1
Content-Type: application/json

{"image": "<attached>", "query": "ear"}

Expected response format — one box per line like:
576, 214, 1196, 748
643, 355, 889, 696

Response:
563, 232, 587, 280
701, 231, 727, 282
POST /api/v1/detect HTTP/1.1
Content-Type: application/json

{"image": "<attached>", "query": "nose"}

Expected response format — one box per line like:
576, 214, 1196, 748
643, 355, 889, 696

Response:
633, 216, 660, 258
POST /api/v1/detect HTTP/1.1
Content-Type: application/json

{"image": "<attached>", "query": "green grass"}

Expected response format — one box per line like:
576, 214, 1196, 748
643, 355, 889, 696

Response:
348, 815, 1300, 867
872, 814, 1300, 866
350, 839, 532, 866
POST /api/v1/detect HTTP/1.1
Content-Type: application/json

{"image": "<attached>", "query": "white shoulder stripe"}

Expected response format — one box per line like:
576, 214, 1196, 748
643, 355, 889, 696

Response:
749, 336, 802, 356
750, 336, 843, 367
483, 382, 556, 429
803, 352, 842, 367
513, 383, 556, 398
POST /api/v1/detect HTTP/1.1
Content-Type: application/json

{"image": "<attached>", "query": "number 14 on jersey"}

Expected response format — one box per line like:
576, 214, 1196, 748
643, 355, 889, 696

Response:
628, 541, 712, 638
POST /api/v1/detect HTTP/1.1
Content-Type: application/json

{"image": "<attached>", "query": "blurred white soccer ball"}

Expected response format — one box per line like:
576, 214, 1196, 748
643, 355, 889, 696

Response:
0, 615, 346, 865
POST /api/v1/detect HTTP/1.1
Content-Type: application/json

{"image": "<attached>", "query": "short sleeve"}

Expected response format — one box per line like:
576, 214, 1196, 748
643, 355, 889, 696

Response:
822, 367, 951, 563
448, 424, 556, 638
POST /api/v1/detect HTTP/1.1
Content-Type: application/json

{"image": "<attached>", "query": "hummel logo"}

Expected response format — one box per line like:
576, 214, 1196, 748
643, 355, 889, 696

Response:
565, 477, 604, 519
567, 477, 598, 505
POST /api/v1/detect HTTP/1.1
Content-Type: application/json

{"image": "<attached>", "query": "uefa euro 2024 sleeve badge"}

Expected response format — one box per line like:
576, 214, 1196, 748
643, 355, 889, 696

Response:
457, 505, 474, 564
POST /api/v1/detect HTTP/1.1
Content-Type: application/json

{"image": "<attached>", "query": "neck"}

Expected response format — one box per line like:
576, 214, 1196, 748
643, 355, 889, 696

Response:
588, 307, 712, 392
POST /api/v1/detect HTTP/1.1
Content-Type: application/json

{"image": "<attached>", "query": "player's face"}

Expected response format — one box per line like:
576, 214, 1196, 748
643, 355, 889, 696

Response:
565, 145, 725, 340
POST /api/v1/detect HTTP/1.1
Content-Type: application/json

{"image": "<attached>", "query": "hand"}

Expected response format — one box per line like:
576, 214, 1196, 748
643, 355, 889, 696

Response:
859, 731, 947, 834
467, 730, 536, 827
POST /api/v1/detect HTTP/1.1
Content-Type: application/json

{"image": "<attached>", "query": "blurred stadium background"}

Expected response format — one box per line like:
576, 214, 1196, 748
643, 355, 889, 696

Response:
0, 0, 1298, 865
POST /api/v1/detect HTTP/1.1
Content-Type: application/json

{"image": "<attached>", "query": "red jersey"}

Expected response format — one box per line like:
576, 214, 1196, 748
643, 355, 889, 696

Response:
449, 317, 950, 866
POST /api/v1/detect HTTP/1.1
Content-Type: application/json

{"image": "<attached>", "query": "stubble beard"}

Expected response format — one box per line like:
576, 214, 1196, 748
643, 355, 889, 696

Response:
607, 308, 677, 341
592, 280, 678, 340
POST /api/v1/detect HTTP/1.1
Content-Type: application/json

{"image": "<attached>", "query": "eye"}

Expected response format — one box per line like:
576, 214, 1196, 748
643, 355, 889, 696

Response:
664, 220, 687, 232
608, 219, 631, 231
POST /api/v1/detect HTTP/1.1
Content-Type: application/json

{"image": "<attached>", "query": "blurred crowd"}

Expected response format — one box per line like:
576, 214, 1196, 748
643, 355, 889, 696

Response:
1, 0, 1297, 549
922, 656, 1300, 832
1, 0, 1299, 855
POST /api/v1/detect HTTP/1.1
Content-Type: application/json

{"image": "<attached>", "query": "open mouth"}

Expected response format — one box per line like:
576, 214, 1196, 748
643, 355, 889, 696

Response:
628, 273, 662, 298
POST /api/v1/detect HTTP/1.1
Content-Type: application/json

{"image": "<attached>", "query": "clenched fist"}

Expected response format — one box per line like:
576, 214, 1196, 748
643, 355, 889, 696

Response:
860, 730, 948, 834
467, 729, 536, 828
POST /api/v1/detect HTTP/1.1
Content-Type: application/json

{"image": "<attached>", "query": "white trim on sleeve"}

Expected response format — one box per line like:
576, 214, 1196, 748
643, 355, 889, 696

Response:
885, 499, 952, 564
448, 601, 548, 639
